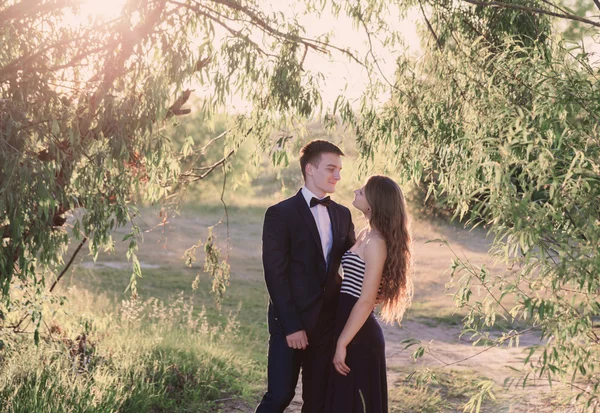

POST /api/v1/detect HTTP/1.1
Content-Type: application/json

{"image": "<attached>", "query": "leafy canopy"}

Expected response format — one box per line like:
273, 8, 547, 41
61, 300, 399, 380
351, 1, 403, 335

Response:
0, 0, 374, 302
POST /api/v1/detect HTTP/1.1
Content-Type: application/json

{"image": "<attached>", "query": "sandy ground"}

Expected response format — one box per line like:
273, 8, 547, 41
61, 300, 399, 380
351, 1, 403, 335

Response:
73, 205, 563, 412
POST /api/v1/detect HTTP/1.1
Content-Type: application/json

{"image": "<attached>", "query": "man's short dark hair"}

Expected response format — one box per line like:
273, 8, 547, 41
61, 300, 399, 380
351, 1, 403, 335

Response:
299, 140, 345, 179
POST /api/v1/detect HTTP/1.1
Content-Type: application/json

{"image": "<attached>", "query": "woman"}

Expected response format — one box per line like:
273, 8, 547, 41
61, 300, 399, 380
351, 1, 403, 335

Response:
326, 175, 413, 413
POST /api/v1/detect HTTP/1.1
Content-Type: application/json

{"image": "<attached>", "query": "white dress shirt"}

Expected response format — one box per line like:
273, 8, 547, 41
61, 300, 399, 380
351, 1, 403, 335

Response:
301, 186, 333, 264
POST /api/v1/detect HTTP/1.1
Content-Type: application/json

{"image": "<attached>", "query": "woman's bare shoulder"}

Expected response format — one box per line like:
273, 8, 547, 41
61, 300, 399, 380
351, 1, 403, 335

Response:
364, 236, 387, 262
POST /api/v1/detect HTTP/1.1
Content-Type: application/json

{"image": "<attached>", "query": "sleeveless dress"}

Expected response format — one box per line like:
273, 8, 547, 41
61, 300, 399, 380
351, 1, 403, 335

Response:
325, 250, 388, 413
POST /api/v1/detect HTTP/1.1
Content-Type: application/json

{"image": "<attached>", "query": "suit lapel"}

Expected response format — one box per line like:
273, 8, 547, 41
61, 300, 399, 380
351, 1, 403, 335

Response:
328, 201, 340, 256
295, 190, 325, 262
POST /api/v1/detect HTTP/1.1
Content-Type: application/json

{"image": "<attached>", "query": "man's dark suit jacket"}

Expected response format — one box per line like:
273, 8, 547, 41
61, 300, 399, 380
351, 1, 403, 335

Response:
262, 189, 355, 337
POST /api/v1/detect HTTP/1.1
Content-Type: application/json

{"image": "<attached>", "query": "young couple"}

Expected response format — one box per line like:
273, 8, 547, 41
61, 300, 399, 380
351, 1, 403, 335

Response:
255, 140, 413, 413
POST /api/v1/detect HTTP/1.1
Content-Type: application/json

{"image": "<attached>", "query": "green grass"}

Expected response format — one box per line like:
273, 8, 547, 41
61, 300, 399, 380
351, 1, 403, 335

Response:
389, 368, 499, 413
62, 266, 269, 358
1, 330, 257, 413
1, 268, 267, 412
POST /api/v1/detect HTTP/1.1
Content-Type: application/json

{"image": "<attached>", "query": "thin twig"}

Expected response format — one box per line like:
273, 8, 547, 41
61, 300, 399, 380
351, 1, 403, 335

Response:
180, 149, 235, 182
462, 0, 600, 30
200, 129, 230, 154
11, 313, 31, 333
538, 0, 578, 17
0, 139, 25, 155
169, 0, 364, 65
192, 5, 274, 57
419, 1, 443, 50
428, 326, 538, 367
49, 237, 88, 293
220, 163, 230, 260
445, 240, 514, 320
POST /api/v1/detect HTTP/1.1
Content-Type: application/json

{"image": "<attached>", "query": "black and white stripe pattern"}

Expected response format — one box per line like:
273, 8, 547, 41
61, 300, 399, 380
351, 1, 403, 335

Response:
340, 250, 366, 299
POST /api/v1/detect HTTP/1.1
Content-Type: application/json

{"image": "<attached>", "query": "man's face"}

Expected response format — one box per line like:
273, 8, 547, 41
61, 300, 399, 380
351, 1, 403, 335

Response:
306, 152, 342, 195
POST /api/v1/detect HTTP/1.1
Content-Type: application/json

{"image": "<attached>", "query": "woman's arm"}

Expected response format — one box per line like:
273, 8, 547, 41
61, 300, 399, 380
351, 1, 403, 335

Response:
333, 237, 387, 376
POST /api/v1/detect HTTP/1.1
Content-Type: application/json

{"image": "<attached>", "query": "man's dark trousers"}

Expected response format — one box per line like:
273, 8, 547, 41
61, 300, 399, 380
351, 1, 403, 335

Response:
256, 293, 338, 413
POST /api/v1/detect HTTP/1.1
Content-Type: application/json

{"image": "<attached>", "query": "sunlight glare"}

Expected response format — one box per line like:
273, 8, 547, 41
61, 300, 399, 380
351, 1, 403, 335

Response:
78, 0, 127, 21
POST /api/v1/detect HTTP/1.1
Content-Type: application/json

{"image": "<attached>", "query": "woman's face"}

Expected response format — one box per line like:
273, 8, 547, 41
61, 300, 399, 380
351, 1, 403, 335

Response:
352, 185, 371, 213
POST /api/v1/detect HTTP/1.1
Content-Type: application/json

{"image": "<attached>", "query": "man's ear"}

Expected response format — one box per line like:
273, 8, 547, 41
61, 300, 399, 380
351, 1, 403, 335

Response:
306, 163, 313, 177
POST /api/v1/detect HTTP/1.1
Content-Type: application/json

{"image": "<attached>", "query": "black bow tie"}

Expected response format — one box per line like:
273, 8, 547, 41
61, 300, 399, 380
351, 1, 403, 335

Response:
310, 196, 331, 208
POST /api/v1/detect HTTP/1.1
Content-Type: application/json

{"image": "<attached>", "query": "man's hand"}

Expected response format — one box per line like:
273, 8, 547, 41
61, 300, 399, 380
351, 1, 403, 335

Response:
286, 330, 308, 350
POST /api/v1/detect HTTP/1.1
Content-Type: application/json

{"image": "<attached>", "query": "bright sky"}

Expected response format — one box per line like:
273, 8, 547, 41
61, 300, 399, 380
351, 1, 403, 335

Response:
227, 3, 424, 110
64, 0, 423, 111
277, 2, 423, 109
62, 0, 599, 112
77, 0, 126, 20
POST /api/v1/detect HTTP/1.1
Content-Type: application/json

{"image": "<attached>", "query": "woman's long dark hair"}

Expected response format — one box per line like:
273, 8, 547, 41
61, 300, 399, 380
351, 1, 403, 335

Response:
365, 175, 413, 324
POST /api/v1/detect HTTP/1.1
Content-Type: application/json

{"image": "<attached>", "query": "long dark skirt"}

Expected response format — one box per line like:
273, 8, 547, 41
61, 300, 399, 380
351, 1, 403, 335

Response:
325, 293, 388, 413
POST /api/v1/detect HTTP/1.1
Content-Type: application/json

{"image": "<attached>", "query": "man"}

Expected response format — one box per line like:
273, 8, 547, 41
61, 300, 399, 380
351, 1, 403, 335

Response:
255, 140, 356, 413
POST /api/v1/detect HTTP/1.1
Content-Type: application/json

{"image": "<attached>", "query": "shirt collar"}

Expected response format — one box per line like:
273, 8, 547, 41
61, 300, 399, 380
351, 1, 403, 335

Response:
301, 186, 328, 208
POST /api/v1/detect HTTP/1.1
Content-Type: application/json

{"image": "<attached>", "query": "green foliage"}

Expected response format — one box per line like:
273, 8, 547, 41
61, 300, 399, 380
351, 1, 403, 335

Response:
0, 288, 260, 412
201, 226, 230, 310
0, 0, 362, 321
331, 0, 600, 408
559, 0, 600, 41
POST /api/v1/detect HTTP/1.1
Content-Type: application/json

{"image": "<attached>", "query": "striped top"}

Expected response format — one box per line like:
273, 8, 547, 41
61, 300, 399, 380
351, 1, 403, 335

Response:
340, 250, 367, 299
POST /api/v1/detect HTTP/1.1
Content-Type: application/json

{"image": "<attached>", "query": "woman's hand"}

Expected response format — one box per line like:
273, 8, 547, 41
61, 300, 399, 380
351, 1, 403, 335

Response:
333, 344, 351, 376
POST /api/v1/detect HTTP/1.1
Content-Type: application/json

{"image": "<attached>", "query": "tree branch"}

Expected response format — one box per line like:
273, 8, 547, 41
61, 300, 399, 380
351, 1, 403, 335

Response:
169, 0, 364, 66
538, 0, 579, 17
462, 0, 600, 30
425, 326, 539, 368
179, 149, 235, 182
193, 4, 275, 57
0, 33, 91, 81
199, 128, 230, 154
89, 0, 167, 107
49, 237, 88, 293
219, 163, 230, 260
419, 1, 443, 50
0, 0, 71, 26
166, 89, 193, 118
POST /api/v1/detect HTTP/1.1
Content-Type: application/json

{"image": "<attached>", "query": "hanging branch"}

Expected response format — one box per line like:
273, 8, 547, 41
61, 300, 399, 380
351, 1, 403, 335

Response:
419, 1, 443, 50
220, 162, 230, 260
462, 0, 600, 30
179, 149, 235, 182
166, 89, 193, 118
167, 0, 364, 65
49, 237, 88, 293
